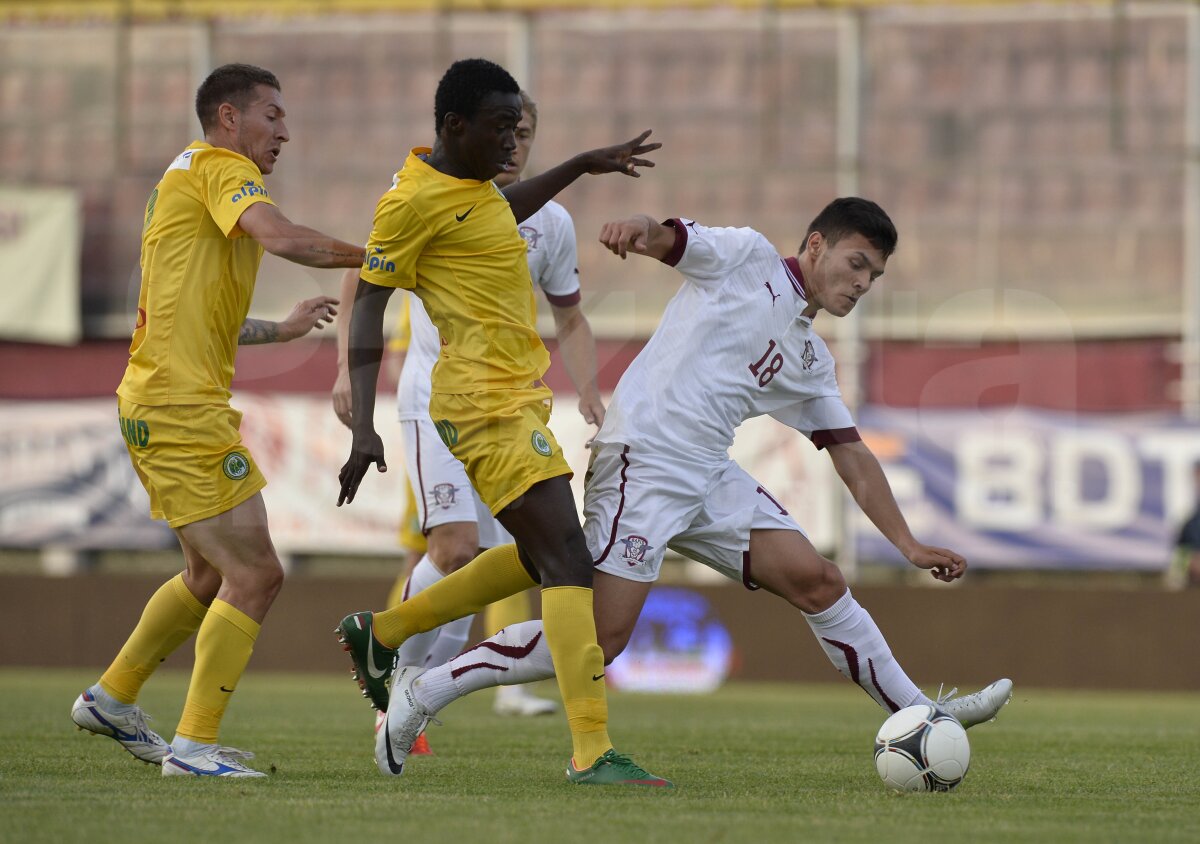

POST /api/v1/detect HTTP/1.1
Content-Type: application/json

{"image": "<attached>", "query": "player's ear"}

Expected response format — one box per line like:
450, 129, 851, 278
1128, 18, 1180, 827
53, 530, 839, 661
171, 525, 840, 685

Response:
217, 102, 238, 132
799, 231, 820, 259
443, 112, 466, 137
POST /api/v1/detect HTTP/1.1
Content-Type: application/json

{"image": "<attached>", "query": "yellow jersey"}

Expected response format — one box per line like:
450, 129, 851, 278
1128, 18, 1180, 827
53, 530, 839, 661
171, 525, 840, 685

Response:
118, 141, 276, 406
360, 148, 547, 394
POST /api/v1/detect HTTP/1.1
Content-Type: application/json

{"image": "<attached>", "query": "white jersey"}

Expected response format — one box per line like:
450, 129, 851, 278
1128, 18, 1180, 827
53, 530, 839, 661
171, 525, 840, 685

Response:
595, 219, 858, 459
397, 200, 581, 419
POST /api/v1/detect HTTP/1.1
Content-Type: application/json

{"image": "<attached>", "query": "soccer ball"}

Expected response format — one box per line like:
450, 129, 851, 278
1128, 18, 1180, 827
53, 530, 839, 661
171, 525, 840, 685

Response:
874, 704, 970, 792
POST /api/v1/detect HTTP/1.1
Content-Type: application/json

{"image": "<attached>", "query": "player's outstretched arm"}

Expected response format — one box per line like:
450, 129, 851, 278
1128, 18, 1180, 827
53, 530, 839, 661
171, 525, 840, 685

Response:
502, 130, 660, 223
338, 278, 394, 506
598, 215, 677, 261
331, 268, 359, 427
826, 440, 967, 583
238, 202, 365, 269
239, 295, 338, 345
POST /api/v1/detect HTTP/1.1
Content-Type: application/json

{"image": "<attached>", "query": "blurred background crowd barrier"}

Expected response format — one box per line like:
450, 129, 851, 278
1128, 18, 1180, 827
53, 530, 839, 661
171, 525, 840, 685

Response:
2, 0, 1200, 582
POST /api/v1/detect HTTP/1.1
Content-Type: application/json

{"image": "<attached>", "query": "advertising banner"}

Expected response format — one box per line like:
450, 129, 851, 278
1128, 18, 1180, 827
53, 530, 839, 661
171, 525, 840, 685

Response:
857, 407, 1198, 570
0, 187, 81, 345
1, 398, 1193, 572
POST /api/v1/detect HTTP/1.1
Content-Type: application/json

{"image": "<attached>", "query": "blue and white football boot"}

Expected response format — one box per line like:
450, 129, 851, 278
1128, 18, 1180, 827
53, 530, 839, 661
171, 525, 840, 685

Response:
162, 745, 266, 778
71, 688, 171, 765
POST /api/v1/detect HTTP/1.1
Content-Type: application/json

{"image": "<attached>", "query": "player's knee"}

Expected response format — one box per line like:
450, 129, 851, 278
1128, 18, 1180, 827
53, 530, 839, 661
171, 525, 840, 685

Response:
427, 526, 479, 573
796, 558, 846, 613
430, 542, 477, 573
534, 528, 594, 588
256, 556, 286, 598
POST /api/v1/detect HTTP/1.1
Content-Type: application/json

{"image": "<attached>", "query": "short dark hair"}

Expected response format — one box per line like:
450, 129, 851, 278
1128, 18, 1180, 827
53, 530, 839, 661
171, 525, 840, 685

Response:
802, 197, 898, 258
434, 58, 520, 133
195, 64, 281, 133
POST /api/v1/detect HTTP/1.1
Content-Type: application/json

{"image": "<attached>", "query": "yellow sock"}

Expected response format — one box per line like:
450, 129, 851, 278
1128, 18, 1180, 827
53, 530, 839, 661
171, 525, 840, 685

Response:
385, 574, 408, 610
99, 574, 207, 704
175, 599, 259, 744
484, 589, 532, 637
541, 586, 612, 767
373, 544, 535, 648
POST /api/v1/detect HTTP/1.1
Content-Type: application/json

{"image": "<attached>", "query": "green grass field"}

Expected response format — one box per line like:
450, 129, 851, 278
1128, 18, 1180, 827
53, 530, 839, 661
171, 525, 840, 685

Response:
3, 670, 1198, 843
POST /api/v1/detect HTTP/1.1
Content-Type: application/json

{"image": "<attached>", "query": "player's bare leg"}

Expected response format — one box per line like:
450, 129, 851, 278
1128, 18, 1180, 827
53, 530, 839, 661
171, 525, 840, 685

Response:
161, 494, 284, 777
71, 538, 220, 765
489, 478, 668, 785
388, 569, 666, 784
747, 529, 1011, 727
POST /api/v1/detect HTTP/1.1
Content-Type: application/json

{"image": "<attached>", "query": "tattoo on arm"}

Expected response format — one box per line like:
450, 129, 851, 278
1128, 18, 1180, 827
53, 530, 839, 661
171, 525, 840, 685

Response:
239, 318, 279, 345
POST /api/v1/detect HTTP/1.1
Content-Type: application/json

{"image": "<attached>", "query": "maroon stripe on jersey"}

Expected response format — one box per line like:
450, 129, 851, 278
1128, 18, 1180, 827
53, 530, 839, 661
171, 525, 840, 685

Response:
811, 427, 862, 450
593, 445, 633, 565
783, 256, 808, 299
868, 658, 901, 712
821, 637, 861, 685
741, 550, 761, 591
544, 289, 581, 307
413, 422, 430, 535
660, 218, 689, 267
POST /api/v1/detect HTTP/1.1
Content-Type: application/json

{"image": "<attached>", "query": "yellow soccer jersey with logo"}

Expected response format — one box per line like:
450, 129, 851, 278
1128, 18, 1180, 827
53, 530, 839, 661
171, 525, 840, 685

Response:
118, 141, 276, 406
360, 147, 548, 394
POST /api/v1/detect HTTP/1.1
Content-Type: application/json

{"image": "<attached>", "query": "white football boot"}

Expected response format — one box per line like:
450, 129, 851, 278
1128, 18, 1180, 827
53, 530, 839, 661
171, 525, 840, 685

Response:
162, 745, 266, 778
375, 666, 438, 776
493, 685, 558, 717
71, 688, 171, 765
937, 678, 1014, 728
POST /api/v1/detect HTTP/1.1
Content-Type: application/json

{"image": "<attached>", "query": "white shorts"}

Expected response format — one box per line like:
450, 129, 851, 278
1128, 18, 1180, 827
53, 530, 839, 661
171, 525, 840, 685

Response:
400, 418, 514, 548
584, 442, 803, 588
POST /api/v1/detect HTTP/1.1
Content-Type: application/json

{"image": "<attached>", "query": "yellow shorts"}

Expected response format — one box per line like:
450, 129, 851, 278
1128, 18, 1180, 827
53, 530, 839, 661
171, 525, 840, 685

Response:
117, 398, 267, 529
429, 384, 571, 516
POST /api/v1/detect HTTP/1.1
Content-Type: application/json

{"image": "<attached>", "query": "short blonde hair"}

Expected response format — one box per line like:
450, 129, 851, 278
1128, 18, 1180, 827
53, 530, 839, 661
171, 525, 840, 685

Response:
519, 90, 538, 134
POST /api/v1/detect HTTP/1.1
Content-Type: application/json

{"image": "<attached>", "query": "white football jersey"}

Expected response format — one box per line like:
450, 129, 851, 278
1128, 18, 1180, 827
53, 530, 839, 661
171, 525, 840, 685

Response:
397, 200, 581, 419
595, 219, 857, 459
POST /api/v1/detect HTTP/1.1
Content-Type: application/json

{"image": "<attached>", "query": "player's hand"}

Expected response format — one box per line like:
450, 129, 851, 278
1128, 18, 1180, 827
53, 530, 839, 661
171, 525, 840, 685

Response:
599, 216, 653, 259
905, 543, 967, 583
338, 430, 386, 506
279, 295, 338, 342
331, 367, 352, 428
578, 390, 606, 428
579, 130, 660, 178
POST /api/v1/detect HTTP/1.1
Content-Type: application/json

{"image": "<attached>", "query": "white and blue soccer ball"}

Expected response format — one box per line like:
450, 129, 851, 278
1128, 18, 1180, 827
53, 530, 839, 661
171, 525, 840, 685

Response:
874, 704, 970, 792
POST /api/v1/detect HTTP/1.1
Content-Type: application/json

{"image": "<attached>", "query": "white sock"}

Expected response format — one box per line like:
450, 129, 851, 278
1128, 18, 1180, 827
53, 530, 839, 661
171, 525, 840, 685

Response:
414, 621, 554, 714
170, 736, 215, 756
394, 554, 467, 668
89, 683, 134, 714
803, 590, 931, 712
425, 615, 473, 668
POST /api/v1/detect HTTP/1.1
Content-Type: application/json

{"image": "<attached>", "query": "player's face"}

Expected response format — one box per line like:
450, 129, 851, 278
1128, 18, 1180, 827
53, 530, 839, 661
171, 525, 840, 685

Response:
456, 91, 522, 181
493, 109, 535, 188
810, 232, 887, 317
232, 84, 289, 175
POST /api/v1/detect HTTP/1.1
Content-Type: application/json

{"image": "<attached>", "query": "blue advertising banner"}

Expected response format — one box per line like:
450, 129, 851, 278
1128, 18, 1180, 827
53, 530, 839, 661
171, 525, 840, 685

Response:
856, 407, 1200, 570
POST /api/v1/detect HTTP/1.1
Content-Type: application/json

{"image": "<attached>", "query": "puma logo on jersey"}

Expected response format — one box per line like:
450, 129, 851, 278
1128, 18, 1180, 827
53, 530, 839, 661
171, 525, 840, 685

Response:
764, 280, 780, 305
455, 204, 477, 222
